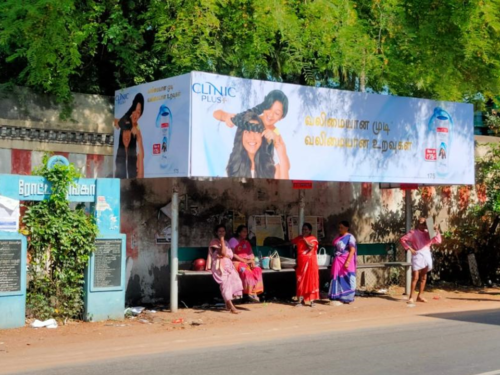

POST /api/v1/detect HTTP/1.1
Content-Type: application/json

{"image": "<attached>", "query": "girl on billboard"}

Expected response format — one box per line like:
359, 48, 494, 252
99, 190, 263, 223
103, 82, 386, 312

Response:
226, 112, 288, 178
114, 93, 145, 178
214, 90, 290, 179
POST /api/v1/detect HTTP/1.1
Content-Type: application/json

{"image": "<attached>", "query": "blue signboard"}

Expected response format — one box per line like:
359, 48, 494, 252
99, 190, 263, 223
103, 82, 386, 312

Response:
0, 175, 96, 202
0, 156, 124, 328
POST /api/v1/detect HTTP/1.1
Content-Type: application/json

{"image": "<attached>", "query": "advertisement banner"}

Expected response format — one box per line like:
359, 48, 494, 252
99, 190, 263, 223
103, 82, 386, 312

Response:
113, 74, 191, 178
190, 72, 474, 184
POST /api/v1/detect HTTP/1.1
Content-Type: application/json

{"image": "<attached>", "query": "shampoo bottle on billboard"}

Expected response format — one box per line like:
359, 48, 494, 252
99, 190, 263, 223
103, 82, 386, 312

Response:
156, 104, 172, 169
428, 107, 453, 177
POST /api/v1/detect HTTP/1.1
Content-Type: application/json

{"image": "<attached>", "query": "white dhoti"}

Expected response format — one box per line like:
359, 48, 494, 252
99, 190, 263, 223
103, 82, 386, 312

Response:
412, 249, 433, 271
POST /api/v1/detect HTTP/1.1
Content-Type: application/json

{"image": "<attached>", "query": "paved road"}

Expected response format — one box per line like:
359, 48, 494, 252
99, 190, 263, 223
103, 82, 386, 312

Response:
13, 308, 500, 375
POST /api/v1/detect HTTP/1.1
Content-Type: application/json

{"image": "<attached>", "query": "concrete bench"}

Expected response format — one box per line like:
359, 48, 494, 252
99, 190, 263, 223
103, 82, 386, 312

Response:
176, 243, 410, 272
178, 266, 329, 276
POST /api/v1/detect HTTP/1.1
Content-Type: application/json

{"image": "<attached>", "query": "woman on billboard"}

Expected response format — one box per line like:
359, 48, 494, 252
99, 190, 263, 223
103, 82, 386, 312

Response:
114, 93, 145, 178
226, 113, 283, 178
214, 90, 290, 179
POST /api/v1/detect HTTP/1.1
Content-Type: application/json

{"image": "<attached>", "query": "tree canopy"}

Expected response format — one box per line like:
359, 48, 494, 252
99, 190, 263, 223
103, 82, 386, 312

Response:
1, 0, 499, 106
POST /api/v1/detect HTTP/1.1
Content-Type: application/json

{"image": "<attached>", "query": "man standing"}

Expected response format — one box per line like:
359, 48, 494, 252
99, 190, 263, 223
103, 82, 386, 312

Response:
400, 217, 442, 304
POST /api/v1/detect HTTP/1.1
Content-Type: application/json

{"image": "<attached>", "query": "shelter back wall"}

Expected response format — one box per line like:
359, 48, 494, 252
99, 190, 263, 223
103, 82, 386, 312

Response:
120, 178, 407, 305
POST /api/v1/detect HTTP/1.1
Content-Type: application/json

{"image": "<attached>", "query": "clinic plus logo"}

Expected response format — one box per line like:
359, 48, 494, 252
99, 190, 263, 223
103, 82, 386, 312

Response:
115, 92, 129, 105
191, 82, 237, 103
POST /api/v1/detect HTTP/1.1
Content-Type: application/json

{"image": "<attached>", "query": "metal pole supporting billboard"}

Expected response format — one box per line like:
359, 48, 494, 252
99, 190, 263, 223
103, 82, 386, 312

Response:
170, 180, 179, 313
405, 190, 412, 296
298, 190, 305, 232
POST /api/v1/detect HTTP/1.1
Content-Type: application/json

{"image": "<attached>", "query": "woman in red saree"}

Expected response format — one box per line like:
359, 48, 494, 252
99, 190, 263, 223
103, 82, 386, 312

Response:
291, 223, 319, 307
228, 225, 264, 302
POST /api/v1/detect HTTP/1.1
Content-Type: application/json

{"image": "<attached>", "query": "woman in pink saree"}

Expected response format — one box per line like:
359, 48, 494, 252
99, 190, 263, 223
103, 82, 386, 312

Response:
228, 225, 264, 302
329, 221, 357, 305
206, 225, 243, 314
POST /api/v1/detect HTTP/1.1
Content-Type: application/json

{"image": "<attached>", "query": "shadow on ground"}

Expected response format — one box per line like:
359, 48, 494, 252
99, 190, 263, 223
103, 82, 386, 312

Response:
424, 308, 500, 326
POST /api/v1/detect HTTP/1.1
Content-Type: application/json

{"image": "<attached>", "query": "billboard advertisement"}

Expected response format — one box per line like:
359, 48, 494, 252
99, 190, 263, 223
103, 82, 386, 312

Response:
113, 74, 191, 178
190, 72, 474, 184
113, 72, 474, 184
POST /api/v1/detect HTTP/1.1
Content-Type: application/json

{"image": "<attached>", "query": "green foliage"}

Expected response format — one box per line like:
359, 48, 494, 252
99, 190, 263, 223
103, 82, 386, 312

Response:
476, 143, 500, 217
1, 0, 499, 106
436, 143, 500, 284
485, 111, 500, 137
24, 155, 98, 321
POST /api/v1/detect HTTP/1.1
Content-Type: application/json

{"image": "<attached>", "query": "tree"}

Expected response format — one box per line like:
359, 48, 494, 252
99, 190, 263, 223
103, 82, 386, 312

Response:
1, 0, 499, 106
23, 155, 98, 321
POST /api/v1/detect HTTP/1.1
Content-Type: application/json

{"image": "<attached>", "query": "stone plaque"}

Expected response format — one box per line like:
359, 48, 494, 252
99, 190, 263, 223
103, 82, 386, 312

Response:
94, 239, 122, 288
0, 240, 22, 293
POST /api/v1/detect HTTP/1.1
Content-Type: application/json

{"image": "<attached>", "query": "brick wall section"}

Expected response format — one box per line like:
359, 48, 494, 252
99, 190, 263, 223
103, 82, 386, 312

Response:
0, 148, 113, 178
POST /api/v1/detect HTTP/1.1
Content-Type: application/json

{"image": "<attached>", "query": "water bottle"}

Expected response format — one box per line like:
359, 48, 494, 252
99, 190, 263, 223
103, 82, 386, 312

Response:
156, 104, 172, 169
428, 107, 453, 178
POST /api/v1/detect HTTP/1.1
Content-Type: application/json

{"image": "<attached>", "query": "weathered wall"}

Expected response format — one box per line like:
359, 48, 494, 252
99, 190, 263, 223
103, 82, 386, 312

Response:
121, 178, 408, 304
0, 86, 114, 177
0, 149, 113, 177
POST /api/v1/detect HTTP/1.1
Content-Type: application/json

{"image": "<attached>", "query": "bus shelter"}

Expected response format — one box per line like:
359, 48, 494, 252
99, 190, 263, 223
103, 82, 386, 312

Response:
113, 72, 475, 311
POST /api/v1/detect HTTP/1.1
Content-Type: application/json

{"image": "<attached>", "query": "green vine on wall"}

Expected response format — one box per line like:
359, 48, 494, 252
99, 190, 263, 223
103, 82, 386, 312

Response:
23, 155, 98, 321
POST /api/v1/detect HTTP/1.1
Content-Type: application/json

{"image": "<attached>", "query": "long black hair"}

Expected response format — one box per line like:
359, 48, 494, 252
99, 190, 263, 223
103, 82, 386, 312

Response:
118, 93, 145, 130
240, 90, 289, 119
226, 112, 275, 178
230, 90, 288, 129
115, 93, 144, 178
230, 90, 288, 159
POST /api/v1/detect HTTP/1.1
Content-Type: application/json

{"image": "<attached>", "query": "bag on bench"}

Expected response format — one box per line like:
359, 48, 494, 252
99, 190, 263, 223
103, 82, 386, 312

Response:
260, 251, 271, 270
270, 250, 281, 271
317, 247, 331, 266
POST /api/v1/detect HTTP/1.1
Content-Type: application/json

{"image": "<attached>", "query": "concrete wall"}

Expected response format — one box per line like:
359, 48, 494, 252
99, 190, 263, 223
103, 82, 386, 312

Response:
0, 86, 114, 177
0, 86, 113, 133
121, 177, 408, 304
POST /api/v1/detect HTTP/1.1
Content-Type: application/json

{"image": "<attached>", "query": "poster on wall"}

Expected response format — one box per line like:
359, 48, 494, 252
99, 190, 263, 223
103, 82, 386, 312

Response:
0, 196, 19, 232
113, 74, 191, 178
232, 212, 246, 234
189, 72, 474, 184
250, 215, 285, 246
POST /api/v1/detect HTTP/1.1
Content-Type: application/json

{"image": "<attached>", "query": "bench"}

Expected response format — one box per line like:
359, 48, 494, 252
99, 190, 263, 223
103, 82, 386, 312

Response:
175, 243, 410, 303
176, 242, 410, 274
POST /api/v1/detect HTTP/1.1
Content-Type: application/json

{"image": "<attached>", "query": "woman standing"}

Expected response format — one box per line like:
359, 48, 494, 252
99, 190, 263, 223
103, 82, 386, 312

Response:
228, 225, 264, 302
292, 223, 319, 307
207, 225, 243, 314
329, 221, 357, 305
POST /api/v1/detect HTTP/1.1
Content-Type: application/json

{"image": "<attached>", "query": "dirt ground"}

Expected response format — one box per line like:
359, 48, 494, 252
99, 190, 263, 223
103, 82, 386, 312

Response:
1, 286, 500, 374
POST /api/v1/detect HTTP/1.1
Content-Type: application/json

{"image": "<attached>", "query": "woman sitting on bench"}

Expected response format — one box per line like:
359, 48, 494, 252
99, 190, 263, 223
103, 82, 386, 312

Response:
228, 225, 264, 302
206, 225, 243, 314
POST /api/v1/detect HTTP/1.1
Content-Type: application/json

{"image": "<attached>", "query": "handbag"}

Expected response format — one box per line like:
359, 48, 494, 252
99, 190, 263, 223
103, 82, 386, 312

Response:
261, 251, 271, 269
317, 247, 331, 266
270, 250, 282, 271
